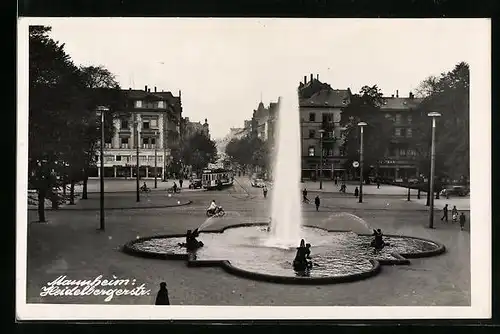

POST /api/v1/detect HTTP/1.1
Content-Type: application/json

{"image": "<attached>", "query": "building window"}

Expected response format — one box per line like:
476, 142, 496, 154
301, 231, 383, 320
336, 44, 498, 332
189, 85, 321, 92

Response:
394, 128, 401, 136
327, 149, 333, 157
407, 128, 412, 137
116, 156, 122, 161
150, 118, 158, 128
407, 149, 416, 156
399, 148, 406, 156
104, 155, 114, 162
121, 119, 129, 129
158, 101, 165, 108
309, 113, 315, 122
151, 137, 156, 147
104, 143, 112, 149
142, 137, 150, 149
395, 113, 402, 124
120, 137, 129, 149
143, 121, 150, 129
308, 130, 315, 139
135, 100, 142, 108
400, 128, 406, 137
308, 147, 315, 156
407, 115, 412, 124
322, 113, 333, 123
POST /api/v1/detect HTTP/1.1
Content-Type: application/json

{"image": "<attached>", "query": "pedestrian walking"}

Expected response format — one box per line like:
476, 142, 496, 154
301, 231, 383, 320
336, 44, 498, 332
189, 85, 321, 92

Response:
302, 188, 309, 203
440, 204, 448, 222
451, 205, 458, 223
179, 179, 183, 188
340, 183, 346, 193
173, 182, 178, 193
155, 282, 170, 305
314, 195, 320, 211
354, 187, 359, 198
263, 186, 268, 198
334, 177, 338, 186
459, 212, 466, 231
376, 179, 380, 189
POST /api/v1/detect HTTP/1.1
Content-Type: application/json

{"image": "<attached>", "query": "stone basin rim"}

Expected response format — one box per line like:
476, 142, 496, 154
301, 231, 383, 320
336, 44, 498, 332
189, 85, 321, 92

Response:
121, 222, 445, 284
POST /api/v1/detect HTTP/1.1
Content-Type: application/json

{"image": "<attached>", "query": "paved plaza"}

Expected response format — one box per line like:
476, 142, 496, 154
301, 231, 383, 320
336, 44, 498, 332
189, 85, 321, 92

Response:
25, 178, 470, 306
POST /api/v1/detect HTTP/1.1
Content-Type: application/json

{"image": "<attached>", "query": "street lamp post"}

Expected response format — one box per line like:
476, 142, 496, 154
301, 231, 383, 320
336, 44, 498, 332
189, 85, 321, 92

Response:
318, 129, 325, 190
135, 115, 140, 202
96, 106, 109, 231
357, 122, 367, 203
427, 112, 441, 228
154, 131, 158, 188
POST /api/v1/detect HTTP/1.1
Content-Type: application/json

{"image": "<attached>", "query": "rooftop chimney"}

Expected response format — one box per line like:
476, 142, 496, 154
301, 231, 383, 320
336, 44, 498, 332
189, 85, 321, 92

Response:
310, 73, 313, 82
304, 75, 307, 84
129, 87, 131, 90
154, 86, 157, 92
316, 74, 319, 80
148, 88, 151, 93
145, 85, 148, 92
204, 118, 208, 124
396, 90, 399, 98
179, 90, 182, 98
391, 94, 394, 98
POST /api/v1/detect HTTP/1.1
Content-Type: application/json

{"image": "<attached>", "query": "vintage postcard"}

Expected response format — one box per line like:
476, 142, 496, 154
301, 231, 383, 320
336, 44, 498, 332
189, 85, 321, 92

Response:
16, 17, 491, 320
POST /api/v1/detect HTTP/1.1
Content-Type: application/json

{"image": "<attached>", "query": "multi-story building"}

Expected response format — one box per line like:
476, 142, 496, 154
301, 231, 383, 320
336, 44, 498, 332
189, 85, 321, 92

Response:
299, 74, 351, 180
93, 85, 182, 179
378, 91, 423, 181
251, 99, 280, 143
182, 117, 210, 140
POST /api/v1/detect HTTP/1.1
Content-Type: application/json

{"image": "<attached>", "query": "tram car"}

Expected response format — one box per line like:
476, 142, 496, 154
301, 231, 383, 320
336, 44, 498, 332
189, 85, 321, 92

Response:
201, 168, 234, 190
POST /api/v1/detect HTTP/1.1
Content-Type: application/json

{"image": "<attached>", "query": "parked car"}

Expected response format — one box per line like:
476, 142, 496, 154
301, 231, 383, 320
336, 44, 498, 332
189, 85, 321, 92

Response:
189, 178, 203, 189
251, 178, 266, 188
440, 185, 470, 197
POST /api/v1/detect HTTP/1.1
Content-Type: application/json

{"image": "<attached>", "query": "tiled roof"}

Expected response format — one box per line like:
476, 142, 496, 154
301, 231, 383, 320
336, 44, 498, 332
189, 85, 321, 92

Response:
300, 89, 350, 108
380, 97, 424, 111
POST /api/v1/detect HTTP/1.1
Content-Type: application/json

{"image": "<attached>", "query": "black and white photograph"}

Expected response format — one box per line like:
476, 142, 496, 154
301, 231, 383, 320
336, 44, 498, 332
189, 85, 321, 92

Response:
16, 18, 491, 320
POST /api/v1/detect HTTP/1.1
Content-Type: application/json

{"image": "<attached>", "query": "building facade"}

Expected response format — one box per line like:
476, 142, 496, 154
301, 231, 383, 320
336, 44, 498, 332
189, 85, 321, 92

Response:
378, 91, 423, 181
251, 98, 279, 143
93, 85, 182, 179
299, 74, 351, 180
182, 117, 210, 140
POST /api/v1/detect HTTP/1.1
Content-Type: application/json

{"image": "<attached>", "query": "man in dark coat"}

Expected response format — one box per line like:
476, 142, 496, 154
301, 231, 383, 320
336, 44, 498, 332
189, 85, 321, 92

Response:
155, 282, 170, 305
314, 195, 320, 211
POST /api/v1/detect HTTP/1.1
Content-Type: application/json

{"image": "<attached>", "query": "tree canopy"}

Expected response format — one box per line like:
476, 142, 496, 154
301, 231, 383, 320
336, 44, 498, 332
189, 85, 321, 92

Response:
225, 135, 269, 170
181, 132, 218, 173
412, 62, 470, 181
28, 25, 122, 219
339, 85, 393, 176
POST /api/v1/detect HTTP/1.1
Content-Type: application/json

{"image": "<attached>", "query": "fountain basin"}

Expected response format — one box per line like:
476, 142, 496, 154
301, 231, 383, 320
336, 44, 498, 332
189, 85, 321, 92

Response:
122, 223, 445, 285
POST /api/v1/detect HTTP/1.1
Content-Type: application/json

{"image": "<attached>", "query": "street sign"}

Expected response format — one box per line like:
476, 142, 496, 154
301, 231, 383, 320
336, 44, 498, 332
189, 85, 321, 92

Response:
352, 161, 360, 168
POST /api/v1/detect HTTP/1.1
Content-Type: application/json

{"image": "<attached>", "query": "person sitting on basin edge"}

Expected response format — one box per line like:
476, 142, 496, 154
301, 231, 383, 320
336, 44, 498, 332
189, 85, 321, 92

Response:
370, 229, 386, 250
184, 228, 204, 251
293, 239, 313, 271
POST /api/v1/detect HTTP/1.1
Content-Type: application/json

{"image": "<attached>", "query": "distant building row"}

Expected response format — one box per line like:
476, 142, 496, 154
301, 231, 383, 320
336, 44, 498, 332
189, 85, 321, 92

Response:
92, 85, 210, 179
228, 74, 425, 181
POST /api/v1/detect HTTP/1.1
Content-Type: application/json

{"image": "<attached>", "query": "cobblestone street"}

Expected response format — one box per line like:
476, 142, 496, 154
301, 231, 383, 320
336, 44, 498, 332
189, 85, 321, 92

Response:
25, 178, 470, 306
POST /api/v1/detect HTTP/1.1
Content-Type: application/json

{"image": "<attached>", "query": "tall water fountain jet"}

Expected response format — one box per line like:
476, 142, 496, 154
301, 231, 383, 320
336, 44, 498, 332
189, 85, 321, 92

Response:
268, 91, 303, 248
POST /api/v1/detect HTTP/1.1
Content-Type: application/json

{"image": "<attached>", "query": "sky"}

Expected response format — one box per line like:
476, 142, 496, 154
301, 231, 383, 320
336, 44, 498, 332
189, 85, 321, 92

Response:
37, 18, 488, 139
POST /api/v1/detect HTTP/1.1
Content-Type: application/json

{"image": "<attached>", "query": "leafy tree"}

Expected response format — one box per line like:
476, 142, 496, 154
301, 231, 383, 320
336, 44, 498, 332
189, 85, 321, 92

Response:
29, 25, 85, 220
29, 26, 122, 221
181, 132, 217, 174
225, 135, 270, 173
413, 62, 470, 183
339, 85, 393, 182
77, 66, 122, 200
